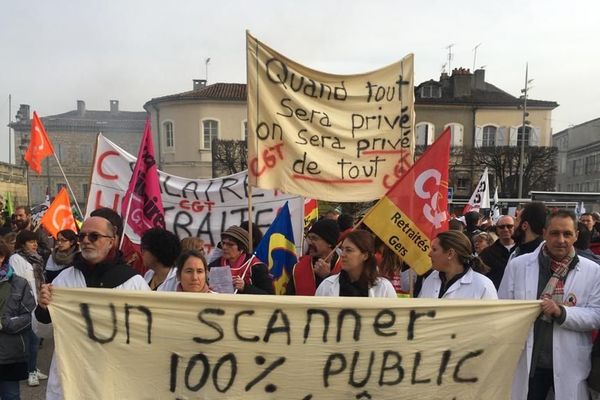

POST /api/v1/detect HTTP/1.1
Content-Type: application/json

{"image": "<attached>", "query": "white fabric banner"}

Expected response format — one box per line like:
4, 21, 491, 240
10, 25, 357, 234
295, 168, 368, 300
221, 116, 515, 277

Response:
86, 134, 304, 252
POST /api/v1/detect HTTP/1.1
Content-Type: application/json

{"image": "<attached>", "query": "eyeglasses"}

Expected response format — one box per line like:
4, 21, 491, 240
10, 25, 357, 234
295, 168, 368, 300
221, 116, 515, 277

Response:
78, 232, 114, 243
496, 224, 514, 230
306, 234, 322, 242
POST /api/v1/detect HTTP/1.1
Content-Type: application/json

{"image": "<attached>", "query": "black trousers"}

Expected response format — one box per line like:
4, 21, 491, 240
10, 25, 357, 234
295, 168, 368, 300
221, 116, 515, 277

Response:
527, 368, 554, 400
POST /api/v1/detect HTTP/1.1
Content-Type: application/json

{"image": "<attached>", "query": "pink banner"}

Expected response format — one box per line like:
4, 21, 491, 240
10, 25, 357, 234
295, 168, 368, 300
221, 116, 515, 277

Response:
121, 119, 165, 236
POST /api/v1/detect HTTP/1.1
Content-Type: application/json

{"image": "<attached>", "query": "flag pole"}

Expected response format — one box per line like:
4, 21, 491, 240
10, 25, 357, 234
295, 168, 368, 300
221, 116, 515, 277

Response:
51, 152, 83, 217
119, 189, 135, 251
248, 184, 254, 254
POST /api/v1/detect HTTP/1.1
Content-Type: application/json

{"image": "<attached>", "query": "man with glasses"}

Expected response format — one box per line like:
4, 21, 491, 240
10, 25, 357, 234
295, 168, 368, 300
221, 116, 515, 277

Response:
479, 215, 516, 289
33, 216, 150, 400
287, 219, 340, 295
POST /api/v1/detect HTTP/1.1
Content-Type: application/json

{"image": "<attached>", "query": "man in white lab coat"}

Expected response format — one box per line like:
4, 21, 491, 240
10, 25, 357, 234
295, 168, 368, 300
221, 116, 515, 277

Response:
499, 209, 600, 400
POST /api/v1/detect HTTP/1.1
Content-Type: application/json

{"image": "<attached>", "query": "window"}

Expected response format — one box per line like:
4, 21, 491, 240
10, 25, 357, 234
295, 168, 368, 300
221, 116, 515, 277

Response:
82, 183, 89, 199
482, 126, 497, 147
415, 122, 435, 146
420, 85, 441, 98
517, 126, 531, 147
202, 119, 219, 149
164, 121, 174, 149
56, 143, 65, 162
56, 183, 67, 193
572, 159, 583, 176
243, 121, 248, 141
80, 144, 92, 164
457, 177, 469, 190
445, 123, 464, 147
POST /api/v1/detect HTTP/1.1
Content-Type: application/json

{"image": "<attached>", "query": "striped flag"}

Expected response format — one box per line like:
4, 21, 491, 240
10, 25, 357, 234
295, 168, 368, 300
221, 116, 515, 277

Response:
303, 198, 318, 229
362, 128, 451, 275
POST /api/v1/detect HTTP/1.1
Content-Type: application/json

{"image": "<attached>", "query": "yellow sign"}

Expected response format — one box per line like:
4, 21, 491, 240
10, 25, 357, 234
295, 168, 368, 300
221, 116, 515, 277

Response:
246, 32, 414, 202
50, 288, 539, 399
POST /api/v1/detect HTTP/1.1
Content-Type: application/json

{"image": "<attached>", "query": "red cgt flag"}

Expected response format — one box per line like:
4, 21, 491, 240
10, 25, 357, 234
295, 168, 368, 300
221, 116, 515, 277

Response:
362, 128, 451, 274
40, 187, 77, 239
24, 112, 55, 175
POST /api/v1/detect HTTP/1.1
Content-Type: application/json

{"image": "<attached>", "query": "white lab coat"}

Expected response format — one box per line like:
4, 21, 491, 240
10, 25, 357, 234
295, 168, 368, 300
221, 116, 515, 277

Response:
419, 268, 498, 299
498, 242, 600, 400
38, 267, 150, 400
316, 274, 397, 298
143, 267, 179, 291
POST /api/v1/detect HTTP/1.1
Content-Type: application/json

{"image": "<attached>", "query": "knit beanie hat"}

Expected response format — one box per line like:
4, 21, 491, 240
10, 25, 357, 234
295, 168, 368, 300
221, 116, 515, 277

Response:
309, 219, 340, 247
221, 225, 250, 253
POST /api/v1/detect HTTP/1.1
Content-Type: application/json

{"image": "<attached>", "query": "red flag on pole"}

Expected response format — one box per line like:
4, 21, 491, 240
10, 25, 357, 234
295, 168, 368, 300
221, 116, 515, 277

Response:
121, 119, 165, 241
24, 111, 55, 175
40, 187, 77, 238
362, 128, 451, 275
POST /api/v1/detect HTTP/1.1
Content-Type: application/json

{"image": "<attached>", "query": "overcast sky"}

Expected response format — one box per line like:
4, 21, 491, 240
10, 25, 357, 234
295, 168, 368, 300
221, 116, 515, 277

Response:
1, 0, 599, 163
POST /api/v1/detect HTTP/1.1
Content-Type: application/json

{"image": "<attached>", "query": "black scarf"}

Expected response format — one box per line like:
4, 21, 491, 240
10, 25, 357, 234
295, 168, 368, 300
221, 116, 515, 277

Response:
338, 270, 369, 297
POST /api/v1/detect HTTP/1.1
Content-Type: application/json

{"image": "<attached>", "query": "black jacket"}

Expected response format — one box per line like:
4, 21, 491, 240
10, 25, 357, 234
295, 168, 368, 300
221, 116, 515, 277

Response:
479, 240, 515, 289
0, 272, 36, 365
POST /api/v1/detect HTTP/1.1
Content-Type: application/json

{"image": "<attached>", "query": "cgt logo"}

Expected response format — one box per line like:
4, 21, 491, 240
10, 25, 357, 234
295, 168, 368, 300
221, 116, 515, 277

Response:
414, 169, 447, 229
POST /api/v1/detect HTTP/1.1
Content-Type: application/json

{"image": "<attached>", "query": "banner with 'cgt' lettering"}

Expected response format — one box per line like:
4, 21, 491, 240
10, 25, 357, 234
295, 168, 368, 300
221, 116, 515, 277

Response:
50, 288, 539, 399
246, 32, 415, 201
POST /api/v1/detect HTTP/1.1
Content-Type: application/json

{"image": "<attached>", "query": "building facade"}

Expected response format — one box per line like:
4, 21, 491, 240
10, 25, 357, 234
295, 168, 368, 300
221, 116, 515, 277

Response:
10, 102, 146, 209
414, 68, 558, 203
553, 118, 600, 192
0, 162, 27, 207
144, 80, 247, 179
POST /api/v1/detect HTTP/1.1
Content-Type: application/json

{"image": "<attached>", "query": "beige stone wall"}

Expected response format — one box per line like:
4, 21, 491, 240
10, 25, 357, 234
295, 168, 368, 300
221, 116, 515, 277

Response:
0, 163, 28, 207
148, 100, 247, 178
475, 108, 553, 146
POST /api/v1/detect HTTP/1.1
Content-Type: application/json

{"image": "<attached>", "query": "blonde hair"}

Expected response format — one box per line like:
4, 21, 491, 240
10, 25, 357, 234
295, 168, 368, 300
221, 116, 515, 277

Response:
180, 237, 205, 253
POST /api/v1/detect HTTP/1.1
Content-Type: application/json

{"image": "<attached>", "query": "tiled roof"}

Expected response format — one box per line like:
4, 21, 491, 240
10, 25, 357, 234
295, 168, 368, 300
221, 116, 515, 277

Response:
146, 83, 246, 106
10, 110, 147, 132
416, 80, 558, 109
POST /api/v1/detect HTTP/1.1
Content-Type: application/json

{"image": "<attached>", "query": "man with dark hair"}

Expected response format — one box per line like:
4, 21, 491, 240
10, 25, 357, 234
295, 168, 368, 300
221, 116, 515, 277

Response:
288, 219, 340, 295
141, 228, 181, 291
510, 202, 547, 260
463, 211, 482, 245
580, 213, 600, 242
574, 222, 600, 264
499, 209, 600, 400
35, 216, 149, 400
479, 215, 516, 289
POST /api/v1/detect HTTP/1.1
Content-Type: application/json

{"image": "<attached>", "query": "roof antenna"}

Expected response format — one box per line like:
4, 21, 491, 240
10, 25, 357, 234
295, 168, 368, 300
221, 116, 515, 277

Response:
445, 44, 454, 73
472, 43, 482, 72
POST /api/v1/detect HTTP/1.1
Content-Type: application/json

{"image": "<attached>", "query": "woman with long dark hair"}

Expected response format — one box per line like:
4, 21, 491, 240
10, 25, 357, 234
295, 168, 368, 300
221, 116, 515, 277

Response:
419, 230, 497, 299
45, 229, 79, 283
316, 230, 395, 297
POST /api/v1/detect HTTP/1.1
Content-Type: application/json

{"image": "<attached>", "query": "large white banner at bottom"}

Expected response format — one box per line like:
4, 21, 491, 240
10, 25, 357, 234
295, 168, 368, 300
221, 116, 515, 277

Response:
50, 288, 540, 400
86, 134, 304, 251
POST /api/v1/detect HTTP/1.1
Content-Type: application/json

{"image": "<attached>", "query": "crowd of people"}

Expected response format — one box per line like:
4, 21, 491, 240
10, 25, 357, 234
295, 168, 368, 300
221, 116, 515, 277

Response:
0, 202, 599, 399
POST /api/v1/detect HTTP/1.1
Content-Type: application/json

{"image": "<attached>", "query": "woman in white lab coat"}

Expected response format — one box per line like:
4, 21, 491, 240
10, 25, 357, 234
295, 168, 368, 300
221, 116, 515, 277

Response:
419, 230, 497, 299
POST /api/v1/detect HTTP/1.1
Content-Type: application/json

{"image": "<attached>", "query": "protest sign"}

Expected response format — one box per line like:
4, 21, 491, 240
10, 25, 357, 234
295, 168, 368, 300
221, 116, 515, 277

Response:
86, 134, 304, 252
247, 32, 414, 202
51, 288, 539, 399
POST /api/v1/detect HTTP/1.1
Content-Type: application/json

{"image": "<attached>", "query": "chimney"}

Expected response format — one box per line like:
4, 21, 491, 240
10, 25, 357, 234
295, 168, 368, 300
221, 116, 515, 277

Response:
77, 100, 86, 116
193, 79, 207, 90
474, 69, 486, 90
16, 104, 30, 121
110, 100, 119, 113
451, 68, 473, 97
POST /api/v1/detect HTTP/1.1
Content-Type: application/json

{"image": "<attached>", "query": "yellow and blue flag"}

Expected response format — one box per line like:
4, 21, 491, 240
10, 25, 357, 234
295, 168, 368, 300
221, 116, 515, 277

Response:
255, 202, 298, 295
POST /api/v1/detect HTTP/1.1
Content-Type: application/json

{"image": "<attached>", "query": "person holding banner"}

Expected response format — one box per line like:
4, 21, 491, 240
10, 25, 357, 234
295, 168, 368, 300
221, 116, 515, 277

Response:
175, 250, 212, 293
419, 230, 497, 300
499, 209, 600, 400
316, 230, 396, 298
34, 216, 150, 400
44, 229, 79, 283
288, 219, 341, 296
207, 225, 274, 295
141, 228, 181, 291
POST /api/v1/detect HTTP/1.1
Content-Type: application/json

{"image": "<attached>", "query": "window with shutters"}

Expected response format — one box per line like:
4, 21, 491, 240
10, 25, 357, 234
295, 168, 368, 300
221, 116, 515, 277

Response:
482, 125, 497, 147
415, 122, 435, 146
202, 119, 219, 150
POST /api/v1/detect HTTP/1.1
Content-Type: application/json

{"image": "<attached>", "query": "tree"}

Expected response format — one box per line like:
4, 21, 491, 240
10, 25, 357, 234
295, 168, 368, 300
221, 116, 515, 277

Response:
466, 146, 557, 198
211, 139, 248, 178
